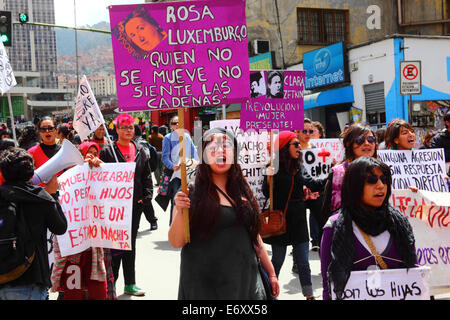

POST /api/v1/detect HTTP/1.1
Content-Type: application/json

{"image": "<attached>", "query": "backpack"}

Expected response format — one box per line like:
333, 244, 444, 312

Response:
0, 199, 36, 284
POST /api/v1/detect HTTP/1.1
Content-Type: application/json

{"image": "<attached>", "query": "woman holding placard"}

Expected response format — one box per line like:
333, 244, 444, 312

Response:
384, 118, 416, 150
263, 131, 326, 300
320, 156, 417, 300
321, 123, 377, 229
169, 128, 279, 300
50, 142, 114, 300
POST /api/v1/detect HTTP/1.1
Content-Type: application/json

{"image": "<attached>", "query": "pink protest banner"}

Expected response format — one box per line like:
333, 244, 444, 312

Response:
108, 0, 249, 111
56, 163, 136, 257
240, 70, 305, 131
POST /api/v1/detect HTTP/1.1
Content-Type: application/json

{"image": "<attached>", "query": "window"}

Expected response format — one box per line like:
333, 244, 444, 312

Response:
297, 8, 348, 45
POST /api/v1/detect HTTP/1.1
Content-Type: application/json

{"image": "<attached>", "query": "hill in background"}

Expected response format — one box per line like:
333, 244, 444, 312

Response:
56, 21, 111, 56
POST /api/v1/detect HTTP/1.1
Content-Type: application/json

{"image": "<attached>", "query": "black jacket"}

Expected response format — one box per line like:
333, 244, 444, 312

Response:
0, 182, 67, 289
134, 136, 158, 172
430, 129, 450, 162
100, 140, 153, 205
262, 165, 326, 246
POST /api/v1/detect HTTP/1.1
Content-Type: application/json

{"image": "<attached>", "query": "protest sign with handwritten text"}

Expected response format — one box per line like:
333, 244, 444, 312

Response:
210, 119, 269, 209
57, 163, 135, 257
390, 189, 450, 291
240, 70, 305, 131
331, 267, 430, 300
378, 149, 449, 192
109, 0, 249, 111
73, 76, 105, 140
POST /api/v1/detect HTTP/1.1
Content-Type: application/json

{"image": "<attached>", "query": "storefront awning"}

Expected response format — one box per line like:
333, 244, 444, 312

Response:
304, 85, 354, 110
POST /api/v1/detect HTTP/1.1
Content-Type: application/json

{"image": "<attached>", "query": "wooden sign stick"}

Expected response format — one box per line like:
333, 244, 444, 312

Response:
177, 108, 190, 243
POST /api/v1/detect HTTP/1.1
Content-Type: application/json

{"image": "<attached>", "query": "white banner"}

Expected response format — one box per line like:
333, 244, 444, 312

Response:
309, 138, 345, 163
331, 267, 431, 300
0, 41, 16, 94
73, 75, 105, 141
378, 148, 449, 192
210, 119, 270, 209
390, 189, 450, 290
57, 162, 135, 257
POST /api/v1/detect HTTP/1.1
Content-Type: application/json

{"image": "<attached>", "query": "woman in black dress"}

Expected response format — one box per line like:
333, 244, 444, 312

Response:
169, 128, 279, 300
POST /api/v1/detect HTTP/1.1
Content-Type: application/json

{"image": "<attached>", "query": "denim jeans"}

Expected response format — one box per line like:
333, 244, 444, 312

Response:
0, 284, 47, 300
271, 242, 313, 296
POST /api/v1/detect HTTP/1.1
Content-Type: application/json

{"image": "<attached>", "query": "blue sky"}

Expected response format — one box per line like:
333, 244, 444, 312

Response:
54, 0, 144, 27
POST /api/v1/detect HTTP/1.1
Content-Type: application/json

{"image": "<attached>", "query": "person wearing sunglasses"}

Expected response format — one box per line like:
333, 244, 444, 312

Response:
162, 115, 199, 226
27, 116, 61, 172
384, 118, 416, 150
263, 131, 327, 300
320, 123, 378, 232
297, 118, 315, 150
320, 156, 417, 300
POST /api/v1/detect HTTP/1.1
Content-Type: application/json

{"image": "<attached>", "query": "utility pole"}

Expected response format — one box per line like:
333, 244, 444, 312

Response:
74, 0, 79, 91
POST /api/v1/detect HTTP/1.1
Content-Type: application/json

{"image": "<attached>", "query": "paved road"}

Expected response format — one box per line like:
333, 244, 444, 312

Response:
51, 184, 450, 301
112, 186, 323, 301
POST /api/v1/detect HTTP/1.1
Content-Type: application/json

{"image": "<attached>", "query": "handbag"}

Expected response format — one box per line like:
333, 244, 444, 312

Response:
259, 175, 294, 239
158, 170, 172, 196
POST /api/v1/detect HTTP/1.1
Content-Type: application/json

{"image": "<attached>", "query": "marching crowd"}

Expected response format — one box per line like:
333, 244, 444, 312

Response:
0, 111, 449, 300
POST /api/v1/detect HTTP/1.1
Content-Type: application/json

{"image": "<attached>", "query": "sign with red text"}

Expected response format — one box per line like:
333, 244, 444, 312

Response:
109, 0, 249, 111
332, 267, 430, 300
400, 60, 422, 95
210, 119, 269, 209
309, 138, 345, 162
390, 189, 450, 291
56, 163, 136, 257
378, 149, 449, 192
300, 148, 334, 179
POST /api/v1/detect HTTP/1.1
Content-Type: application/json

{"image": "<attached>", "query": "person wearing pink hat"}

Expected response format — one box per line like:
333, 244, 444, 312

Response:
263, 130, 327, 300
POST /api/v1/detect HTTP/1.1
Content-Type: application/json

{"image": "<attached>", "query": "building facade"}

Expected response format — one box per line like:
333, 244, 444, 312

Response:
0, 0, 72, 122
246, 0, 449, 137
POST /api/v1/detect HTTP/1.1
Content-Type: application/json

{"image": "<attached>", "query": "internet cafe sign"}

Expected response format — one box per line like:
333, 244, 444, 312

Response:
303, 42, 348, 90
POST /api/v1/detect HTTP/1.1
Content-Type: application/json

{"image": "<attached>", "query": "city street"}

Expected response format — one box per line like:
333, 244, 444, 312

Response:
113, 185, 323, 301
50, 182, 323, 301
49, 182, 450, 301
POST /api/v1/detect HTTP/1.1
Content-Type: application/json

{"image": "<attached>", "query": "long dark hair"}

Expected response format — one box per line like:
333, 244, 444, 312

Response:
189, 128, 260, 246
329, 156, 417, 299
384, 118, 414, 149
341, 156, 392, 209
